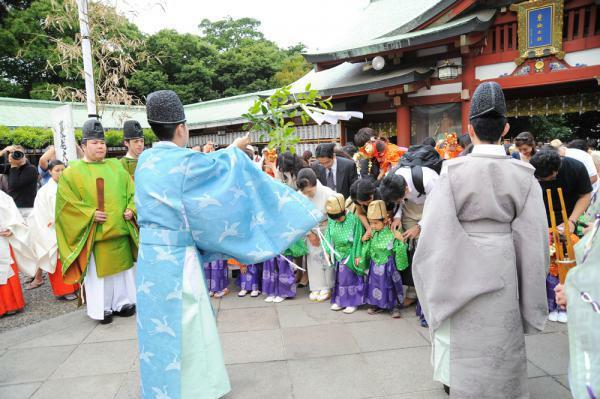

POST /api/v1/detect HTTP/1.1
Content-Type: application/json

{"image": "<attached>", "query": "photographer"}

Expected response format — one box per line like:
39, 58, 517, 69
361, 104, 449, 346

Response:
0, 145, 39, 215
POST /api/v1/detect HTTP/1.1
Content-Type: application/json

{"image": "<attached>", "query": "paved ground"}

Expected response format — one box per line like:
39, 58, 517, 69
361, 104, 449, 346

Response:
0, 284, 572, 399
0, 273, 79, 334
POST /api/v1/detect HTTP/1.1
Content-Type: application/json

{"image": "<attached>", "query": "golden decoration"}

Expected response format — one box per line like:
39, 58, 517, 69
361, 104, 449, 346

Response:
535, 60, 545, 72
510, 0, 564, 65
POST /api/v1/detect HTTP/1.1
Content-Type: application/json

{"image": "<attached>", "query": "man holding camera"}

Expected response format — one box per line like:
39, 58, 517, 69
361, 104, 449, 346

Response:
0, 145, 39, 216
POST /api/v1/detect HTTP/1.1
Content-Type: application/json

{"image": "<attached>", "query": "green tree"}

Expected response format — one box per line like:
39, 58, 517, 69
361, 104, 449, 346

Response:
130, 29, 217, 103
274, 52, 312, 87
198, 17, 264, 52
0, 0, 33, 24
213, 39, 283, 97
0, 0, 79, 99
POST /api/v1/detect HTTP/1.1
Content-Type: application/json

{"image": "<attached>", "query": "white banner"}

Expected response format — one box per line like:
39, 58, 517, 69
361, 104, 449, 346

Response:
51, 105, 78, 164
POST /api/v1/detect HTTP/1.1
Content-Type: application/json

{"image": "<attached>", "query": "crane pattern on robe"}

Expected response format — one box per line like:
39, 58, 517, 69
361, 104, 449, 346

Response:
134, 143, 320, 399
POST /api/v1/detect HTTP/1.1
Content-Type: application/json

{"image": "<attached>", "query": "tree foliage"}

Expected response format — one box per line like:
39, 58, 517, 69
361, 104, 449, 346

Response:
242, 84, 332, 153
0, 4, 310, 105
45, 0, 150, 108
198, 17, 264, 52
130, 29, 217, 103
0, 124, 157, 148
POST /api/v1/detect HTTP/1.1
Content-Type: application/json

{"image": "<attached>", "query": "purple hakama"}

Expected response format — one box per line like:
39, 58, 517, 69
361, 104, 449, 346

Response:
331, 261, 365, 307
546, 273, 560, 312
238, 263, 263, 292
365, 256, 404, 310
203, 260, 229, 292
262, 256, 296, 298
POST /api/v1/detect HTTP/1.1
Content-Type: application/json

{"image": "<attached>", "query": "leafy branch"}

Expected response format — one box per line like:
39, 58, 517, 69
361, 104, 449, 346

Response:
242, 83, 332, 153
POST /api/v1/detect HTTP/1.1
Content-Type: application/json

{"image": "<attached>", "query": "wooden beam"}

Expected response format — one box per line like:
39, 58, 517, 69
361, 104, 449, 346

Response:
361, 101, 393, 113
476, 64, 600, 89
405, 93, 462, 106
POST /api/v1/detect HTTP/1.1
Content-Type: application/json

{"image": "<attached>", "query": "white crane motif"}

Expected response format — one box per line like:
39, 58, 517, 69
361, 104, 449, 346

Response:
165, 283, 182, 301
250, 211, 265, 228
155, 247, 178, 265
150, 316, 176, 337
219, 221, 241, 243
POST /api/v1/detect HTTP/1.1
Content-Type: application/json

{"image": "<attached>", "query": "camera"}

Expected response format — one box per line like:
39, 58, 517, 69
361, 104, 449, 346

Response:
11, 150, 24, 160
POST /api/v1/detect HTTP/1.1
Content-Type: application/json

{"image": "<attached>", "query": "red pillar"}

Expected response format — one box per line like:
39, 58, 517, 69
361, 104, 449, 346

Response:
396, 105, 411, 147
461, 54, 475, 133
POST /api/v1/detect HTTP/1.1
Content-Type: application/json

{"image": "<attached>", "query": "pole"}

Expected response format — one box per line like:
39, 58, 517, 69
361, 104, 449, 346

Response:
77, 0, 98, 118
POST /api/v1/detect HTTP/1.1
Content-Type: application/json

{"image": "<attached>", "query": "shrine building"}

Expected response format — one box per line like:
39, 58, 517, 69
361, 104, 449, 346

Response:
1, 0, 598, 153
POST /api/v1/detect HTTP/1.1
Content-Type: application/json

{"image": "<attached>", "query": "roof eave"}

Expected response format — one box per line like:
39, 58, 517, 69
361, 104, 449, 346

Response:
320, 69, 435, 98
304, 11, 495, 64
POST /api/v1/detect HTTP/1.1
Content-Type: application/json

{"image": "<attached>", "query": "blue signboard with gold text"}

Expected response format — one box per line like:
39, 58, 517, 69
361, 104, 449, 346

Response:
528, 6, 552, 48
510, 0, 564, 64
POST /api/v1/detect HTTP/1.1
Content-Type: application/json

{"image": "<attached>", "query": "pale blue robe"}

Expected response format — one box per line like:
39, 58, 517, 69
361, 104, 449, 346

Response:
134, 142, 319, 399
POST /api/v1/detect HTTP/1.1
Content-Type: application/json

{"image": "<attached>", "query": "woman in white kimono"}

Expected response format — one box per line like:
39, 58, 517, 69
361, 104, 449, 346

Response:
297, 168, 336, 302
0, 190, 36, 316
27, 160, 79, 300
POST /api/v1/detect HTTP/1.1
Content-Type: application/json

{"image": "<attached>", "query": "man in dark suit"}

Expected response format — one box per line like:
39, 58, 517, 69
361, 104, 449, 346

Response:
312, 143, 358, 199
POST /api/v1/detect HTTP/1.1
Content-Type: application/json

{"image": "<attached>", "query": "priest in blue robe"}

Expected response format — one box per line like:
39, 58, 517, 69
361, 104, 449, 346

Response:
135, 90, 319, 399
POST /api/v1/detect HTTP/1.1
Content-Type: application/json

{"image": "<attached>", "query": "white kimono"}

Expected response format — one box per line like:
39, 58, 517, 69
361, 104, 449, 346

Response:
0, 190, 36, 282
27, 179, 59, 273
304, 181, 336, 292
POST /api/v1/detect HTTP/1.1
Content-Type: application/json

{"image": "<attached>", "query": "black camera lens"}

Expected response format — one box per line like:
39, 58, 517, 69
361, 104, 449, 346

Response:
11, 150, 24, 160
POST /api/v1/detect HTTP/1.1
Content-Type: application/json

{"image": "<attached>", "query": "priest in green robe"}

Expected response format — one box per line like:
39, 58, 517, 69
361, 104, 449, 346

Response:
120, 119, 145, 178
56, 118, 139, 324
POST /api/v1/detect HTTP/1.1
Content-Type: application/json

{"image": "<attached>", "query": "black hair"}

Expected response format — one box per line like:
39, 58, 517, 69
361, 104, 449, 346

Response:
328, 211, 346, 220
315, 143, 335, 159
242, 148, 253, 159
587, 138, 598, 151
530, 149, 562, 178
379, 173, 407, 203
458, 134, 471, 149
515, 131, 536, 150
278, 151, 305, 176
354, 127, 376, 147
422, 137, 437, 148
302, 150, 313, 163
351, 177, 376, 203
334, 148, 352, 159
470, 114, 507, 143
357, 157, 380, 179
567, 139, 588, 152
48, 159, 65, 171
296, 168, 318, 190
149, 122, 180, 141
375, 140, 386, 154
460, 143, 474, 156
343, 143, 358, 157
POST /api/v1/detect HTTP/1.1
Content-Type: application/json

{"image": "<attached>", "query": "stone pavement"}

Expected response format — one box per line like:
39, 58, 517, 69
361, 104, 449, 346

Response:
0, 285, 572, 399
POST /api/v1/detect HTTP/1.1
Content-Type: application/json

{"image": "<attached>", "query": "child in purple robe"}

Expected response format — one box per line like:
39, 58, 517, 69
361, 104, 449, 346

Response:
324, 193, 365, 314
359, 200, 409, 318
262, 240, 308, 303
203, 260, 229, 298
238, 263, 263, 297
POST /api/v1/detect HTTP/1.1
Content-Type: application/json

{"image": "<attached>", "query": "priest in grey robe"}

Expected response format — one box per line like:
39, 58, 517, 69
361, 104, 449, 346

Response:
413, 81, 549, 398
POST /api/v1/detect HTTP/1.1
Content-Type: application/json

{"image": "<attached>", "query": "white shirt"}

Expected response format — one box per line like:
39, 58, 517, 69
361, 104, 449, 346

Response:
471, 144, 507, 157
395, 166, 439, 205
393, 165, 439, 219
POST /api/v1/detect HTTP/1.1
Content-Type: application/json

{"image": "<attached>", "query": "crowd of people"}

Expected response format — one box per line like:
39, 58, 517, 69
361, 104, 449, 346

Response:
0, 82, 598, 398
